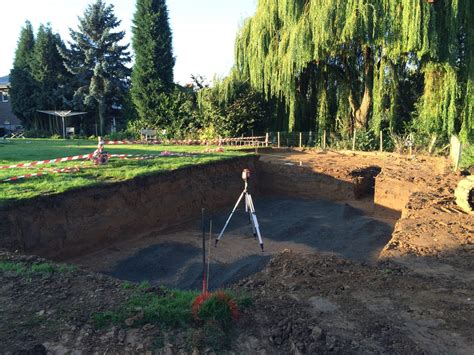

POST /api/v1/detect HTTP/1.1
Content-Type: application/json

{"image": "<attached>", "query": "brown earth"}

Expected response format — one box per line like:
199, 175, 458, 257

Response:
1, 149, 473, 353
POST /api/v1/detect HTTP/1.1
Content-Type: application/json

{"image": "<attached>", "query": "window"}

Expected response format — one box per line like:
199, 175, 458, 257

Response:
1, 92, 8, 103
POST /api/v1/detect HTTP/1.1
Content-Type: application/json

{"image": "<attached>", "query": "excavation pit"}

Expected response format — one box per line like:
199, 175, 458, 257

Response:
1, 153, 405, 290
74, 196, 397, 290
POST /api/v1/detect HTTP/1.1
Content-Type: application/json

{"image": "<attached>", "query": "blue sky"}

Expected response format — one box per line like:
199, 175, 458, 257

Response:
1, 0, 257, 84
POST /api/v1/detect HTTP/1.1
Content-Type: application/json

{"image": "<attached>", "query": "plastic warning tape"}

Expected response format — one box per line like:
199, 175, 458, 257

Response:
1, 172, 48, 182
1, 166, 81, 183
0, 154, 93, 169
105, 140, 138, 145
105, 136, 267, 146
109, 151, 197, 159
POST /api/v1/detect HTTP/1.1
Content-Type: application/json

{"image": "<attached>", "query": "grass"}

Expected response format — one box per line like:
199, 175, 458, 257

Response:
0, 261, 76, 275
92, 288, 200, 328
92, 284, 252, 351
0, 139, 249, 206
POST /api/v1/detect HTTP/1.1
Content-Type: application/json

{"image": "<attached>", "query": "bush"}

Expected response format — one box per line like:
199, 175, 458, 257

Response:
105, 131, 136, 141
23, 130, 50, 138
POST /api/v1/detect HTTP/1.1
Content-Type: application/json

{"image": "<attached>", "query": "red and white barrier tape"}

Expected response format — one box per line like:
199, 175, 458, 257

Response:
105, 136, 268, 146
109, 151, 197, 159
105, 140, 137, 145
1, 166, 81, 183
1, 154, 93, 169
1, 151, 198, 183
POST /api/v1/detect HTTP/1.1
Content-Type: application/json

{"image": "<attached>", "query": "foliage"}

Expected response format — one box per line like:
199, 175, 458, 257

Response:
92, 288, 200, 328
234, 0, 473, 141
92, 287, 250, 351
193, 291, 238, 330
131, 0, 175, 127
128, 85, 200, 138
23, 129, 50, 138
31, 24, 71, 133
60, 0, 131, 135
9, 21, 36, 129
9, 22, 72, 133
197, 72, 272, 137
460, 144, 474, 169
0, 261, 75, 275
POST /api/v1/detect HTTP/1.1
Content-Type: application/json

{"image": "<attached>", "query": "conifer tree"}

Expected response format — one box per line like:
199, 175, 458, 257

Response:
31, 24, 70, 132
9, 21, 36, 129
60, 0, 131, 135
131, 0, 175, 128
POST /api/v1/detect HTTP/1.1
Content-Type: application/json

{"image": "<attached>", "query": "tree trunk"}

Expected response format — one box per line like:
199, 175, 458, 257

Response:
348, 46, 374, 130
99, 100, 106, 136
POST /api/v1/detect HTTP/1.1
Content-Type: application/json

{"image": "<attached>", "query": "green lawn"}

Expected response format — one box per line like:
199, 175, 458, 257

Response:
0, 139, 248, 206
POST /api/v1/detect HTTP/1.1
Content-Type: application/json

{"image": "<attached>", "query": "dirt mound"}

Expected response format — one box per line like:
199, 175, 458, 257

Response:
232, 250, 474, 354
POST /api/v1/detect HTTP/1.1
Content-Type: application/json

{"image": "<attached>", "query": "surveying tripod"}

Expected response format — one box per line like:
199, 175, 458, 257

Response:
215, 169, 264, 251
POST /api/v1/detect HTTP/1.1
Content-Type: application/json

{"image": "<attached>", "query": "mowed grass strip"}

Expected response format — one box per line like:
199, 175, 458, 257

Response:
0, 139, 248, 205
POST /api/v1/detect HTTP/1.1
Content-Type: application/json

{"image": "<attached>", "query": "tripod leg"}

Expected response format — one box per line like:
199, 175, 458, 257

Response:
247, 194, 264, 252
246, 194, 257, 237
215, 190, 245, 247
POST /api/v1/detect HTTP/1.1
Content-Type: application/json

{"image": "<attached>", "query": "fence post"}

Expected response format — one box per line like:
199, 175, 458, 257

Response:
299, 132, 302, 148
309, 131, 312, 147
323, 130, 327, 150
450, 135, 462, 171
409, 133, 413, 156
428, 134, 437, 154
265, 132, 269, 147
277, 131, 280, 148
379, 130, 383, 153
352, 129, 356, 151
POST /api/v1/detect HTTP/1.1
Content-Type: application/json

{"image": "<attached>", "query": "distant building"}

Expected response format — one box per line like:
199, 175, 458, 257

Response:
0, 76, 23, 132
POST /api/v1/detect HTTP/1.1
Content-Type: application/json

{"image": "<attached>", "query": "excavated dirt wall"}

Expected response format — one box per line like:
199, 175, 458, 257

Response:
257, 161, 355, 200
374, 176, 417, 212
0, 156, 259, 260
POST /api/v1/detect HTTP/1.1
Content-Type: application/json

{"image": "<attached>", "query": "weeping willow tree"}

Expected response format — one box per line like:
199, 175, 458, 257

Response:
232, 0, 473, 142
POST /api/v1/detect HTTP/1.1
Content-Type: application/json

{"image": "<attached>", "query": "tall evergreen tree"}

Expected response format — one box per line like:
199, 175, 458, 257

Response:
31, 24, 70, 133
131, 0, 175, 128
60, 0, 131, 135
9, 21, 36, 129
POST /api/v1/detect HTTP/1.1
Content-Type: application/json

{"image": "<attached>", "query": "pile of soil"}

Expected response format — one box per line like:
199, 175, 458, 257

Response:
232, 250, 474, 354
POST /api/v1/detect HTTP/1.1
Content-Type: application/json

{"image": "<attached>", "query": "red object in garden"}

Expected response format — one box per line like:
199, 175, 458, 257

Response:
191, 291, 239, 322
192, 292, 212, 320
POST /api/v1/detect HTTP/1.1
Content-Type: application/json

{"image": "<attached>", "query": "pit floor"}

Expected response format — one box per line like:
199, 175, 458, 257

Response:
71, 196, 400, 290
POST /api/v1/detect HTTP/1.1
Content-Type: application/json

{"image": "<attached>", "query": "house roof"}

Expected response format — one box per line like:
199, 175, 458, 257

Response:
0, 75, 9, 86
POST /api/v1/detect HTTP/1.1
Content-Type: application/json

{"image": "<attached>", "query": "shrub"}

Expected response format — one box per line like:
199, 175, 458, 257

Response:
192, 291, 238, 330
23, 130, 50, 138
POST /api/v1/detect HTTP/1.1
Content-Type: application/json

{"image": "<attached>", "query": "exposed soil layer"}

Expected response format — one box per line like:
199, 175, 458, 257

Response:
0, 156, 258, 260
71, 197, 395, 289
259, 150, 472, 280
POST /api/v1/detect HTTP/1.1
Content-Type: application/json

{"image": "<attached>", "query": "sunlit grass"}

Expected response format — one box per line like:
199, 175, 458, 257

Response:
0, 139, 249, 205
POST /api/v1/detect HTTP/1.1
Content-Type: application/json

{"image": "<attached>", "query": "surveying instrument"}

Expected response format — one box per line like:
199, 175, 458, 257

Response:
215, 169, 264, 251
